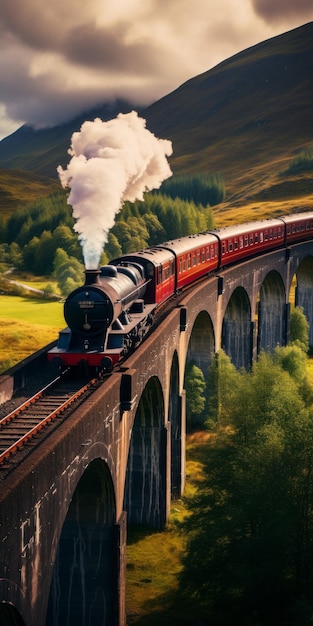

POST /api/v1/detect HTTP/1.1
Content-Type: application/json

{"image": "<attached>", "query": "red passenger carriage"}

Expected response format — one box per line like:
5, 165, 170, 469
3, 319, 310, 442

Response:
157, 232, 219, 290
280, 212, 313, 245
212, 219, 285, 267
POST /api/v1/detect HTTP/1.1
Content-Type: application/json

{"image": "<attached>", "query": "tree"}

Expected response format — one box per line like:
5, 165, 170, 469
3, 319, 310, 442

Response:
206, 350, 241, 427
0, 216, 6, 243
184, 362, 206, 428
8, 242, 23, 268
53, 250, 84, 296
53, 224, 81, 259
289, 306, 309, 353
179, 348, 313, 624
22, 236, 40, 272
104, 232, 122, 261
142, 212, 166, 246
35, 230, 55, 274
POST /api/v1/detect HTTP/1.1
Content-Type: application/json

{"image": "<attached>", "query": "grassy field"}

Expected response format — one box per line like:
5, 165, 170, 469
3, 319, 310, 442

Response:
0, 295, 65, 373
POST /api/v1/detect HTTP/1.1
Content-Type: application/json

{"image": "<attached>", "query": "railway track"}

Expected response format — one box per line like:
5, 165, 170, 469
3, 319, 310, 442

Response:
0, 374, 100, 472
0, 275, 210, 474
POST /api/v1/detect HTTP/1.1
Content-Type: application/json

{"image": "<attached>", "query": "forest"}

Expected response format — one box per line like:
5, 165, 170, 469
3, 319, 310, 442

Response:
177, 310, 313, 625
0, 172, 223, 295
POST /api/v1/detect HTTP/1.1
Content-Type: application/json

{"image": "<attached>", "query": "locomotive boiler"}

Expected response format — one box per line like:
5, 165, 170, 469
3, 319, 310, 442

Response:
48, 262, 153, 373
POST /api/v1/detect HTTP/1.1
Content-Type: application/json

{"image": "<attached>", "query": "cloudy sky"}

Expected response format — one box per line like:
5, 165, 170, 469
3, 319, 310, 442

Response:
0, 0, 312, 140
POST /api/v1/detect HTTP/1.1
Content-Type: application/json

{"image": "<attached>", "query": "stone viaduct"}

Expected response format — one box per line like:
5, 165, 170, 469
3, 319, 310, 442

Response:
1, 241, 313, 626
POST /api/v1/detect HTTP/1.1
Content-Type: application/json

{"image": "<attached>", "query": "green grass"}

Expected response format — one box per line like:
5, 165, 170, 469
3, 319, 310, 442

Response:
10, 276, 60, 294
0, 295, 64, 325
0, 295, 65, 372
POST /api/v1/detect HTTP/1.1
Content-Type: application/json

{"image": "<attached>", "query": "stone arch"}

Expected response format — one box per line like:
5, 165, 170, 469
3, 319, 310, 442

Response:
257, 270, 286, 353
124, 376, 166, 529
222, 287, 252, 369
187, 310, 215, 375
293, 256, 313, 346
46, 459, 116, 626
0, 602, 26, 626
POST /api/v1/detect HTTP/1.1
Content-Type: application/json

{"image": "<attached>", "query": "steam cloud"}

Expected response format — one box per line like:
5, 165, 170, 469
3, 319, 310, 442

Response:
57, 111, 173, 269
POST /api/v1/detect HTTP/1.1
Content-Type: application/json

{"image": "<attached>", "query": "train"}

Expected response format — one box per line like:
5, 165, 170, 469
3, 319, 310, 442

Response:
47, 211, 313, 375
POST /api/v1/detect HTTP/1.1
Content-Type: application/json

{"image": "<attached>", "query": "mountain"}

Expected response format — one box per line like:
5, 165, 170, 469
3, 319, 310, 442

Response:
0, 22, 313, 223
0, 99, 142, 178
143, 21, 313, 222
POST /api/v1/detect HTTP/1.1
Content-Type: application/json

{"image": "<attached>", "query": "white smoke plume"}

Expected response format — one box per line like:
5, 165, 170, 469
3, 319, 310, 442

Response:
57, 111, 173, 269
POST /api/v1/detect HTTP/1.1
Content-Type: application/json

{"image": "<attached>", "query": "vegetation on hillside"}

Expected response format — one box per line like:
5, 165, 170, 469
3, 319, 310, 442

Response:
283, 146, 313, 176
0, 169, 60, 218
160, 172, 226, 206
178, 351, 313, 625
0, 176, 217, 295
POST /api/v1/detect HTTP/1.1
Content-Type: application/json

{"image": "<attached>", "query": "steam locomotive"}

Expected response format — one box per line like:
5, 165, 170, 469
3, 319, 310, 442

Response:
47, 211, 313, 374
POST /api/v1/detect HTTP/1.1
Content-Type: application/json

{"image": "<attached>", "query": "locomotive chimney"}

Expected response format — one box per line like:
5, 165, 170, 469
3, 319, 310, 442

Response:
84, 269, 101, 285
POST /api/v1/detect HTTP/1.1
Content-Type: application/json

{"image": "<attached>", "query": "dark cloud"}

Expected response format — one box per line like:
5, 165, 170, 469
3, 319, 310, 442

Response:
252, 0, 313, 22
0, 0, 313, 138
64, 22, 164, 74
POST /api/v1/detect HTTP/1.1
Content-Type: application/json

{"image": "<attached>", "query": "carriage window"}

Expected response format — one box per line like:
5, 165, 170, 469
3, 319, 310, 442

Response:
206, 246, 210, 260
183, 256, 186, 271
179, 258, 183, 274
234, 240, 238, 250
187, 254, 191, 269
158, 266, 162, 283
249, 234, 254, 244
193, 252, 197, 266
239, 236, 243, 249
255, 233, 259, 243
202, 248, 205, 262
222, 242, 226, 254
244, 234, 248, 247
229, 240, 233, 252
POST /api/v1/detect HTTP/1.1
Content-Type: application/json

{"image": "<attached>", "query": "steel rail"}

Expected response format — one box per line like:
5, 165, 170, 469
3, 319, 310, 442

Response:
0, 377, 96, 465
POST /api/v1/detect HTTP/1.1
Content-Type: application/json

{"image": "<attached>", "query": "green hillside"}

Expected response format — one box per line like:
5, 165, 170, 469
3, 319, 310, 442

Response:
0, 169, 60, 219
144, 22, 313, 222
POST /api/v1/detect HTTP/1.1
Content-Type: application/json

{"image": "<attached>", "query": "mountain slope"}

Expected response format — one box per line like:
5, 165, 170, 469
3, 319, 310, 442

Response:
0, 23, 312, 222
143, 22, 313, 218
0, 100, 141, 177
